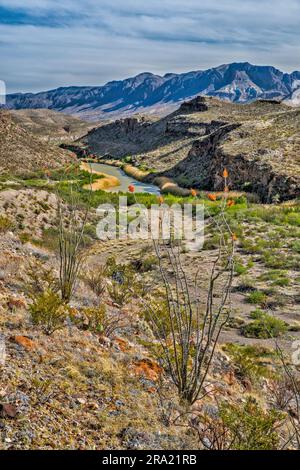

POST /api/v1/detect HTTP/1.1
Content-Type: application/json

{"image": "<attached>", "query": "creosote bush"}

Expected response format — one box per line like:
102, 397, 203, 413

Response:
105, 256, 136, 306
81, 304, 127, 338
29, 290, 70, 335
82, 304, 107, 334
242, 311, 287, 339
218, 397, 284, 450
224, 343, 273, 383
25, 261, 68, 335
0, 215, 13, 233
189, 397, 284, 450
84, 266, 107, 297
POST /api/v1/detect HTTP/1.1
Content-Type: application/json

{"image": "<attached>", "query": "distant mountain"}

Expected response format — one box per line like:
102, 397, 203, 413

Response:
4, 62, 300, 121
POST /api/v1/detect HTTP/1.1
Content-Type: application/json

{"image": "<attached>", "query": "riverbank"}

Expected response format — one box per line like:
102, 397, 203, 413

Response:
80, 161, 120, 191
98, 159, 191, 197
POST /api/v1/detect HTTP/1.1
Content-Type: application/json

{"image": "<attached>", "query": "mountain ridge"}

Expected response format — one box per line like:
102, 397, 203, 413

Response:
3, 62, 300, 121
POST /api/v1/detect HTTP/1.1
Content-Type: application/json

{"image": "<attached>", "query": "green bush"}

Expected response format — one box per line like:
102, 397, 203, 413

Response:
144, 298, 173, 338
246, 290, 267, 305
82, 304, 107, 333
106, 256, 136, 306
259, 270, 290, 287
249, 308, 266, 320
29, 290, 70, 335
219, 397, 284, 450
242, 311, 287, 339
290, 240, 300, 253
0, 215, 13, 233
131, 255, 158, 273
224, 343, 272, 382
84, 266, 107, 297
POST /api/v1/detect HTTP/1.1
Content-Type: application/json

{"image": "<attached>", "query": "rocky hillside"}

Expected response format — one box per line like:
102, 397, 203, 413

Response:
9, 109, 97, 143
0, 111, 74, 175
4, 63, 300, 121
78, 97, 300, 202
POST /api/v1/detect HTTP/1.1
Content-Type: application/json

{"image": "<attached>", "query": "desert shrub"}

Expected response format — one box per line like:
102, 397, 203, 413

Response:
25, 261, 59, 297
234, 258, 253, 276
232, 276, 255, 293
84, 266, 107, 297
234, 262, 248, 276
32, 228, 60, 251
290, 240, 300, 253
249, 308, 266, 319
191, 397, 284, 450
81, 304, 127, 337
29, 290, 70, 335
106, 257, 136, 306
267, 375, 296, 411
131, 275, 154, 299
224, 343, 272, 382
131, 255, 158, 273
0, 215, 13, 233
259, 270, 290, 287
242, 312, 287, 339
107, 282, 131, 306
143, 298, 173, 338
202, 233, 220, 250
82, 304, 107, 334
246, 290, 267, 305
219, 397, 284, 450
225, 316, 245, 329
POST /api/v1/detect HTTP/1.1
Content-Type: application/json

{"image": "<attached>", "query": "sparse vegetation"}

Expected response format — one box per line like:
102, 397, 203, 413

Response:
105, 256, 136, 306
1, 96, 300, 451
242, 311, 288, 339
218, 397, 284, 450
246, 290, 267, 306
0, 215, 13, 233
83, 265, 107, 297
29, 290, 70, 335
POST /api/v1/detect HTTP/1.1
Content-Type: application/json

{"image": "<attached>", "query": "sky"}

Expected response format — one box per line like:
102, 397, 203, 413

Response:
0, 0, 299, 93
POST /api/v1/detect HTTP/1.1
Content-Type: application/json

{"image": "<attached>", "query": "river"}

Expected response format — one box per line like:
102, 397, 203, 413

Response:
89, 162, 160, 194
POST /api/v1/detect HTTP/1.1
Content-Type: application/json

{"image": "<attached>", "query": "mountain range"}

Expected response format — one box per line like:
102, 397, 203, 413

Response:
4, 62, 300, 121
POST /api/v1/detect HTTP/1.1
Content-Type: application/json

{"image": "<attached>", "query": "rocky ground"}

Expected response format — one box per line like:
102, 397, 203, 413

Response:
0, 111, 74, 175
9, 109, 97, 144
0, 225, 299, 450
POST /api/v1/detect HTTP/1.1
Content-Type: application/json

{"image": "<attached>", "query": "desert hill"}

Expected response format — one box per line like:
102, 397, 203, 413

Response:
9, 109, 96, 143
0, 111, 74, 175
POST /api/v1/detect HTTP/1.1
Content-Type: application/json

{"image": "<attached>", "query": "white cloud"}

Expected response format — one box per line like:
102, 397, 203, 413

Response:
0, 0, 299, 92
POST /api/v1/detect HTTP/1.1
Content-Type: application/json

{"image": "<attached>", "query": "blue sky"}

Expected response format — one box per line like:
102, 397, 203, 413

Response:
0, 0, 299, 93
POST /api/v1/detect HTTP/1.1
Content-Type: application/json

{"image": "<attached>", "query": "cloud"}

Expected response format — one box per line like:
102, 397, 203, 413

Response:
0, 0, 299, 92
